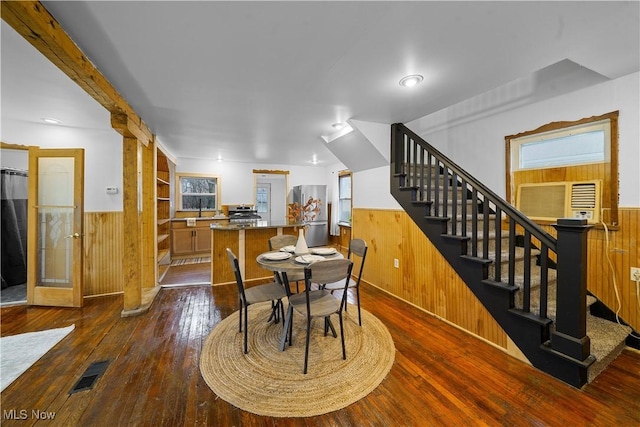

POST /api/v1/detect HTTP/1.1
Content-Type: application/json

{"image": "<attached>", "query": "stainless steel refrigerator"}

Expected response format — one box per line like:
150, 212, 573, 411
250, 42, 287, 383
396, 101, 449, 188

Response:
292, 185, 328, 247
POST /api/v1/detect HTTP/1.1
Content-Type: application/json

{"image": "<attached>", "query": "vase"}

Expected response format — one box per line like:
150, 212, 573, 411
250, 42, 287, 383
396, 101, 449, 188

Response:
294, 228, 309, 255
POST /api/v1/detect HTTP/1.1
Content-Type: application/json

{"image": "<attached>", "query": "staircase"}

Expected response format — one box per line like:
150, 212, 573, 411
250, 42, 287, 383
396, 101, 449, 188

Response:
390, 123, 631, 388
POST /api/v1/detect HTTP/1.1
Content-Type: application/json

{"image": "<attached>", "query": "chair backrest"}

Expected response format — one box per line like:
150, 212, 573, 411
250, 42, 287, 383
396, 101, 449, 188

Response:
348, 238, 368, 286
268, 234, 297, 251
304, 258, 353, 310
226, 248, 247, 304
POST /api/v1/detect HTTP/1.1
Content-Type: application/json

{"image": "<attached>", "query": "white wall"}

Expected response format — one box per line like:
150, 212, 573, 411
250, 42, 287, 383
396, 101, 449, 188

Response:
407, 72, 640, 206
1, 121, 123, 212
1, 149, 28, 170
176, 157, 329, 206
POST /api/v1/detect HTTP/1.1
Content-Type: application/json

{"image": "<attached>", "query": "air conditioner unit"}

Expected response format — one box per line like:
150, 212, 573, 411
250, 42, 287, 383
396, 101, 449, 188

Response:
515, 180, 601, 224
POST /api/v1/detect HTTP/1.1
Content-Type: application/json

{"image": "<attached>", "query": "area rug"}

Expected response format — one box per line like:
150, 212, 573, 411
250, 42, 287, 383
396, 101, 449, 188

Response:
200, 302, 395, 417
171, 256, 211, 266
0, 324, 75, 392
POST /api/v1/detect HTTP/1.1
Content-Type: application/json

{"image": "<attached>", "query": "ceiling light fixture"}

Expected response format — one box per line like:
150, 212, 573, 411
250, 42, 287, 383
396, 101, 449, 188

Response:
399, 74, 424, 88
332, 122, 344, 130
41, 117, 62, 125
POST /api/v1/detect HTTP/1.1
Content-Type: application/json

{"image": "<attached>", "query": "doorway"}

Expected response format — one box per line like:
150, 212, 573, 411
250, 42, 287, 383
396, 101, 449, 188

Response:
254, 171, 288, 224
1, 148, 28, 305
256, 183, 271, 223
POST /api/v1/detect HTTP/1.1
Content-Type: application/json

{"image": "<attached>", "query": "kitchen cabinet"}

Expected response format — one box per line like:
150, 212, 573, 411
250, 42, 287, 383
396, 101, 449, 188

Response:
172, 220, 213, 256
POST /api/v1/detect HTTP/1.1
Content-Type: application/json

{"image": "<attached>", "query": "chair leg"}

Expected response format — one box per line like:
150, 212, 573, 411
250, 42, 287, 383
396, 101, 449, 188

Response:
280, 300, 285, 324
238, 299, 243, 332
325, 317, 337, 338
243, 304, 249, 354
279, 304, 293, 352
268, 300, 276, 323
303, 317, 311, 374
356, 286, 362, 326
339, 312, 346, 360
268, 300, 281, 324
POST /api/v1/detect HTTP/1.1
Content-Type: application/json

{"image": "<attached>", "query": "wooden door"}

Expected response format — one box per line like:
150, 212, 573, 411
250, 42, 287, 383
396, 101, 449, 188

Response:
27, 148, 84, 307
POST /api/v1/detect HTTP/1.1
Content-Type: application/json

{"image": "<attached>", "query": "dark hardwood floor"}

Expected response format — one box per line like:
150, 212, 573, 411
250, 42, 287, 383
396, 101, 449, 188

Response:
1, 281, 639, 426
159, 261, 211, 286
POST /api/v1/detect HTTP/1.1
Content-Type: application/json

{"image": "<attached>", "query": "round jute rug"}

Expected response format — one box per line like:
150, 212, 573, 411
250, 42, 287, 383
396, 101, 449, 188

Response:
200, 301, 395, 417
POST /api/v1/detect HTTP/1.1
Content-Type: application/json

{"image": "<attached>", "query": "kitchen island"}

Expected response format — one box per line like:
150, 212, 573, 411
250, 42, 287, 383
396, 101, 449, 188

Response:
210, 221, 301, 286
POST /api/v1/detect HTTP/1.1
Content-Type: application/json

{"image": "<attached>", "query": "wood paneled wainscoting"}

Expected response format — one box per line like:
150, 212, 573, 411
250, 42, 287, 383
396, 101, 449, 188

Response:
353, 208, 514, 355
352, 207, 640, 361
83, 212, 123, 296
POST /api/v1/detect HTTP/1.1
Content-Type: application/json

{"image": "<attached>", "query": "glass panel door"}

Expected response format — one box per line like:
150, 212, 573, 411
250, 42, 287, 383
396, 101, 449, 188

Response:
256, 183, 271, 222
28, 148, 84, 307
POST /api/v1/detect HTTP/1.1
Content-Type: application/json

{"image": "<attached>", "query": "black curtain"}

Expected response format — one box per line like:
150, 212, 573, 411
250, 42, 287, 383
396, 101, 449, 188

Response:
1, 168, 28, 288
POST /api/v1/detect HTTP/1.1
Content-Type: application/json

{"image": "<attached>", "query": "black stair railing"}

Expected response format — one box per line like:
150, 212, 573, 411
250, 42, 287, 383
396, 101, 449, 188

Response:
391, 123, 594, 387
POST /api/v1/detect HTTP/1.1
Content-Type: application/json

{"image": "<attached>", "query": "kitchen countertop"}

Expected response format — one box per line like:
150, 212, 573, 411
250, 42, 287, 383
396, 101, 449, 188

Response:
210, 221, 301, 230
172, 216, 228, 221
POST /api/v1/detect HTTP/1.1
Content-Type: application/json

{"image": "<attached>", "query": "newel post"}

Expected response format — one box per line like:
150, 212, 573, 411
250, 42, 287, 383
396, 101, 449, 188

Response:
551, 218, 593, 361
390, 123, 404, 177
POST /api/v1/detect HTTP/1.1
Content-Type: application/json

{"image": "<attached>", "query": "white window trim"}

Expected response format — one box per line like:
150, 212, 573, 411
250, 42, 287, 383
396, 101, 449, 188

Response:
511, 119, 611, 172
176, 173, 221, 212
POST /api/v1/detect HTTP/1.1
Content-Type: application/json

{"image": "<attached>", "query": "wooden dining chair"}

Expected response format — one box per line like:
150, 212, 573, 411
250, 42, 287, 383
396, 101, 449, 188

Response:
268, 234, 305, 293
226, 248, 287, 354
320, 238, 368, 326
281, 258, 353, 374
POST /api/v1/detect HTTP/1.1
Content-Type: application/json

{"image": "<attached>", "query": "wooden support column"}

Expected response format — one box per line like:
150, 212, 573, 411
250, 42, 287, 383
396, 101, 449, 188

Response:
122, 137, 142, 313
4, 1, 159, 315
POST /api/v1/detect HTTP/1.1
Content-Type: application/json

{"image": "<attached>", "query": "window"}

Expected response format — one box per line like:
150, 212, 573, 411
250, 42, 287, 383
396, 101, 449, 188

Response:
506, 111, 618, 227
338, 172, 352, 223
177, 174, 219, 211
512, 121, 610, 171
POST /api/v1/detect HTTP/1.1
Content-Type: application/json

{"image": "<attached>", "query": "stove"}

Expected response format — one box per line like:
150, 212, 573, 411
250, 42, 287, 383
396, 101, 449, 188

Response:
228, 205, 262, 223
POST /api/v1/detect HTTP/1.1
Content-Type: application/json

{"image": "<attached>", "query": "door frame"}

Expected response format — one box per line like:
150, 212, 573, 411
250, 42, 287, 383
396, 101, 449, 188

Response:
253, 170, 289, 224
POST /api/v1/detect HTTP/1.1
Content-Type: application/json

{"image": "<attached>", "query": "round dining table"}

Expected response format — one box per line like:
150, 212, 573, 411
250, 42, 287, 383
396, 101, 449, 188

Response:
256, 248, 344, 296
256, 248, 344, 351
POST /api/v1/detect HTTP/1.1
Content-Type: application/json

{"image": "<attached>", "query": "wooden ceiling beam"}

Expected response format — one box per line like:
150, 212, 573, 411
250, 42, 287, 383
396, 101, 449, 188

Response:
1, 1, 152, 143
111, 113, 152, 146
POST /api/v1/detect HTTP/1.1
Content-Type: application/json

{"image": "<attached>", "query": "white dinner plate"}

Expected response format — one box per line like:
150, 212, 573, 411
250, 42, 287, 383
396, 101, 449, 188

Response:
263, 252, 292, 261
279, 245, 296, 253
294, 255, 325, 264
311, 247, 337, 256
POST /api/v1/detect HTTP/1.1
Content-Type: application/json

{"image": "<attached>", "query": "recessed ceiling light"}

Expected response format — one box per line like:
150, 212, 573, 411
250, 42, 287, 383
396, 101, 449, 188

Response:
399, 74, 424, 88
41, 117, 62, 125
332, 122, 345, 130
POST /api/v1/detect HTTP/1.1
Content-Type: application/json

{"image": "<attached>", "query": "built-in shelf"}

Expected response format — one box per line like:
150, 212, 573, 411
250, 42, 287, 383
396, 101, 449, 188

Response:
156, 148, 173, 284
158, 249, 170, 263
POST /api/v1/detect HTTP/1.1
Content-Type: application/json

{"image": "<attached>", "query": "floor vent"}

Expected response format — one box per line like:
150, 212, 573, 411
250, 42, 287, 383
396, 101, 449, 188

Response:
69, 360, 109, 394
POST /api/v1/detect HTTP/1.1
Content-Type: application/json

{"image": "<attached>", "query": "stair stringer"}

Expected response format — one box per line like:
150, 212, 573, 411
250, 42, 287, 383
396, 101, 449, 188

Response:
393, 184, 594, 387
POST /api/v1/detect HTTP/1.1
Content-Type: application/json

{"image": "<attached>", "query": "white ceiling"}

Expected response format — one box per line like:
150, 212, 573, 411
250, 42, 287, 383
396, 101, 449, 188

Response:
2, 1, 639, 166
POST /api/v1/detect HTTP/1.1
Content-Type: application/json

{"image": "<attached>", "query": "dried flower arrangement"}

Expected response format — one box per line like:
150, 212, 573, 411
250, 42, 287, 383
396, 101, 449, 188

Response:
288, 197, 322, 224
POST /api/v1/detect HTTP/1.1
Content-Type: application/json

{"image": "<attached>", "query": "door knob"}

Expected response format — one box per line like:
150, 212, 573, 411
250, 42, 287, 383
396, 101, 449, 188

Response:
65, 232, 82, 239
